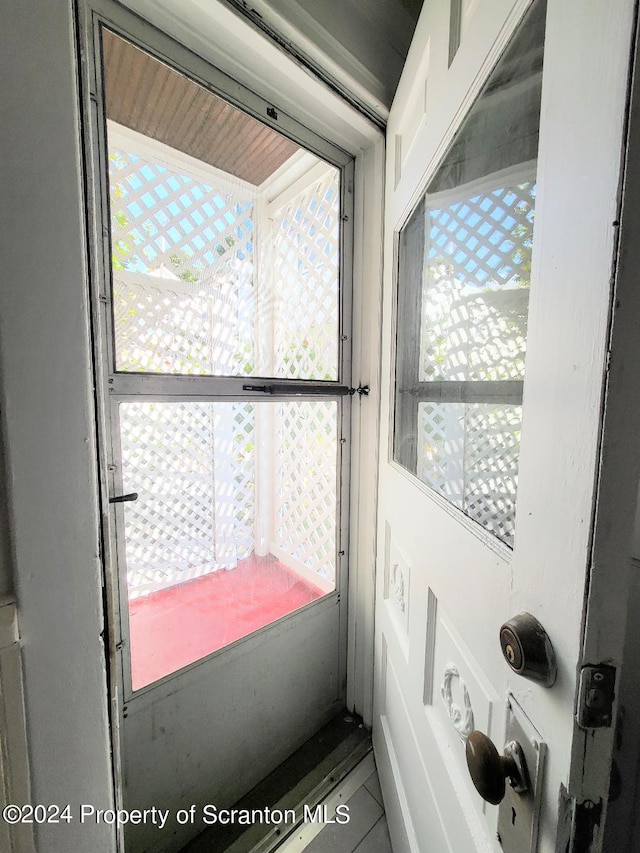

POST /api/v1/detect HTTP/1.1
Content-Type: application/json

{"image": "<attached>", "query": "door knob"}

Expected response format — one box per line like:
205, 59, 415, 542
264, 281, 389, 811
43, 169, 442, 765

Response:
465, 730, 528, 805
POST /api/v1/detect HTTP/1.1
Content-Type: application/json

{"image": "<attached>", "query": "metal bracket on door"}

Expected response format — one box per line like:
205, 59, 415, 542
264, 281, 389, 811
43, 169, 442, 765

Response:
576, 664, 616, 729
497, 697, 546, 853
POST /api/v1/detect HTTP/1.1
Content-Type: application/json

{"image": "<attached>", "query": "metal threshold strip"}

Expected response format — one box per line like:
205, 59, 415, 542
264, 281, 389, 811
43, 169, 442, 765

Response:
181, 712, 372, 853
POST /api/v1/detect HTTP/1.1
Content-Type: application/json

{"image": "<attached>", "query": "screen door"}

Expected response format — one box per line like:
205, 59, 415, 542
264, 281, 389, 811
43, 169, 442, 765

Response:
89, 13, 354, 851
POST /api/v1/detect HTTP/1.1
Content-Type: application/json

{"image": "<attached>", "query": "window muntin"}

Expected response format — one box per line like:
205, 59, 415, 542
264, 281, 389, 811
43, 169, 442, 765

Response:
393, 0, 545, 547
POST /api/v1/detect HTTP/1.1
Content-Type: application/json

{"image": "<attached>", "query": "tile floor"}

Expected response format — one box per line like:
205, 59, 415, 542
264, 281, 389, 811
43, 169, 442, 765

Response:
304, 767, 392, 853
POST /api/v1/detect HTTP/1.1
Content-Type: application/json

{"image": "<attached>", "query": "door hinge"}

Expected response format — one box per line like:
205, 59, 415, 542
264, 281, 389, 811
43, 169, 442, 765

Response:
576, 664, 616, 728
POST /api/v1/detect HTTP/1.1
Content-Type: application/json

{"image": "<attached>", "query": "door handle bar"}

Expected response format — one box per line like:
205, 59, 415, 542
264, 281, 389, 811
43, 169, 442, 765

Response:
242, 383, 369, 396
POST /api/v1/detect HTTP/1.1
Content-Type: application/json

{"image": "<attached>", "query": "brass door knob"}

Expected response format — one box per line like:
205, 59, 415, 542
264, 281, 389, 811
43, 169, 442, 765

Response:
465, 731, 528, 805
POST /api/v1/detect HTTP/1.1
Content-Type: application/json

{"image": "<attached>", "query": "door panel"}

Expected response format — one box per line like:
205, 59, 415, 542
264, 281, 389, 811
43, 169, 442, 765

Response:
375, 0, 636, 851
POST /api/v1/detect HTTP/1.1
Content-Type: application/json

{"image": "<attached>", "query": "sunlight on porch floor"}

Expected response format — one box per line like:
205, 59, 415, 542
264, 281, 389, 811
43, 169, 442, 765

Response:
129, 554, 324, 690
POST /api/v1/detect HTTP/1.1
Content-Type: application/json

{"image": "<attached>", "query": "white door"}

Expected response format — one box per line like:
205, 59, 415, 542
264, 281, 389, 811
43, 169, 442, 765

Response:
82, 3, 357, 851
374, 1, 638, 851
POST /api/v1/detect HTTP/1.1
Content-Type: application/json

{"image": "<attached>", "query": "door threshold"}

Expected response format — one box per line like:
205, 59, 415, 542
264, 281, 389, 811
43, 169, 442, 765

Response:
268, 751, 377, 853
181, 711, 372, 853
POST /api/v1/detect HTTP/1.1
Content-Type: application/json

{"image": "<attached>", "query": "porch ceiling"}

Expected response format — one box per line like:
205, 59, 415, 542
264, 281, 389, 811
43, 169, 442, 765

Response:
102, 28, 300, 185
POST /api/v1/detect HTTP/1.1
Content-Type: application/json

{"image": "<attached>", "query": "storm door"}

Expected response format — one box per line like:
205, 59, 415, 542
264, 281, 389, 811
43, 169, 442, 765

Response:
87, 13, 354, 852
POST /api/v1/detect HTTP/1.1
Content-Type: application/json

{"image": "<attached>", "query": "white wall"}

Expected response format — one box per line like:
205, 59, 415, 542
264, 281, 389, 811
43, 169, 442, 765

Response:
0, 1, 115, 850
225, 0, 421, 120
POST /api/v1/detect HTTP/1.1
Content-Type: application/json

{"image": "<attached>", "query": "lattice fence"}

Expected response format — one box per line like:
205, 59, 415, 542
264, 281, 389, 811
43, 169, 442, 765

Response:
414, 181, 534, 547
110, 140, 340, 593
418, 402, 521, 547
270, 171, 340, 381
273, 401, 337, 581
109, 146, 256, 375
119, 402, 255, 597
420, 182, 534, 382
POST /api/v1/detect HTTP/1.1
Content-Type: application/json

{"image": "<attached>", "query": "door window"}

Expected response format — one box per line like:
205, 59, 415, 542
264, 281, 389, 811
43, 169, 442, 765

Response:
101, 29, 349, 691
393, 0, 545, 546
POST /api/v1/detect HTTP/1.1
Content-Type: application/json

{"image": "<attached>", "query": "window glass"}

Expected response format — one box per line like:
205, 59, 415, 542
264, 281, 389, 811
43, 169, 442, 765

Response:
394, 0, 545, 547
101, 30, 346, 691
120, 399, 337, 690
103, 29, 340, 380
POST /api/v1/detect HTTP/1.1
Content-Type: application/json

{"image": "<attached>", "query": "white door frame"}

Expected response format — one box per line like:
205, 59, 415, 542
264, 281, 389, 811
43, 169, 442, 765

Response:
573, 8, 640, 847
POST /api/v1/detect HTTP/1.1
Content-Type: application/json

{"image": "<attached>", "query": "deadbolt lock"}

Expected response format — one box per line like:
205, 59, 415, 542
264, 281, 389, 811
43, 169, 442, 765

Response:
499, 613, 557, 687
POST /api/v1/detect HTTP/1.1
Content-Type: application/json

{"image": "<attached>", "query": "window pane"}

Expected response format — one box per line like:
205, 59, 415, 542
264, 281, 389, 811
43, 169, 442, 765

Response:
394, 0, 545, 546
270, 174, 340, 380
418, 402, 521, 547
118, 400, 338, 690
109, 144, 259, 375
420, 182, 534, 382
102, 30, 340, 380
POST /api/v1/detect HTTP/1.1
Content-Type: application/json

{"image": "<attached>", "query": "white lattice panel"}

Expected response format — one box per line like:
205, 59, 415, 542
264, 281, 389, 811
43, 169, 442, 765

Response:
270, 171, 340, 381
110, 142, 342, 592
417, 402, 464, 506
109, 147, 256, 375
120, 402, 255, 597
418, 402, 521, 546
464, 405, 520, 545
420, 182, 534, 382
273, 401, 337, 580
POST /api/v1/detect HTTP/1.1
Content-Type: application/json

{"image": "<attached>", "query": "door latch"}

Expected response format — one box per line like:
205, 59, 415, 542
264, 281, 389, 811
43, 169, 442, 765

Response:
576, 664, 616, 728
349, 384, 370, 396
109, 492, 139, 504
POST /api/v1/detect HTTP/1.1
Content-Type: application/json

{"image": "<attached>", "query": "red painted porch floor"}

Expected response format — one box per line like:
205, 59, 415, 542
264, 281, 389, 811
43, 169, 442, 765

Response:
129, 554, 324, 690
